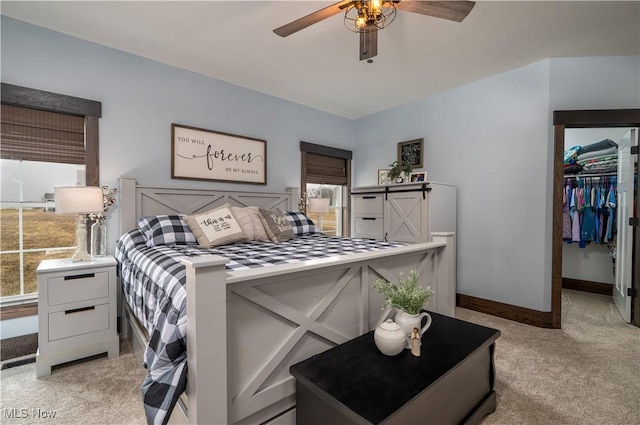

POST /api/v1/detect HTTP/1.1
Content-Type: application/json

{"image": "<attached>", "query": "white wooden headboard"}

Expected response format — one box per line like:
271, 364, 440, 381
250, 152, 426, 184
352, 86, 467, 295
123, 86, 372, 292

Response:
118, 176, 299, 234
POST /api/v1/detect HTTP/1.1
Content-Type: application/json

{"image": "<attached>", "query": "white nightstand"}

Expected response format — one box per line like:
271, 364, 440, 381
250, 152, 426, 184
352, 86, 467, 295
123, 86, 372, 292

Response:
36, 256, 119, 378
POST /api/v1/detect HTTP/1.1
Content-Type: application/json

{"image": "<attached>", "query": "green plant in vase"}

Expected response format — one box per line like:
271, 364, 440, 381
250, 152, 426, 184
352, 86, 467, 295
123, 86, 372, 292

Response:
373, 270, 434, 346
388, 160, 413, 183
373, 270, 432, 315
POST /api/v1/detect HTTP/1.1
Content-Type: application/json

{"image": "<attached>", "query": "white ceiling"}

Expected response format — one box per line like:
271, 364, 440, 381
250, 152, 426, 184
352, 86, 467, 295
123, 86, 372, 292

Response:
2, 1, 639, 119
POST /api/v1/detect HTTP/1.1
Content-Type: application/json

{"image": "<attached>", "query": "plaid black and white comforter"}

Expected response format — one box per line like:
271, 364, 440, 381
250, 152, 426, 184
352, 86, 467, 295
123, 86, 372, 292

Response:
115, 230, 404, 425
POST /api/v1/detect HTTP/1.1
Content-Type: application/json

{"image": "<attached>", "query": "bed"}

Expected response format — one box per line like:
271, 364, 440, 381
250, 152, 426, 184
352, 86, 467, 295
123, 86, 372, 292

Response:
117, 176, 456, 425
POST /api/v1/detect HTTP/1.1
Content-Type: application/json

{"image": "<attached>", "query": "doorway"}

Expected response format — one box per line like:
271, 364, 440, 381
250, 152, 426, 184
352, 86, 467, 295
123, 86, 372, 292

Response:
552, 109, 640, 328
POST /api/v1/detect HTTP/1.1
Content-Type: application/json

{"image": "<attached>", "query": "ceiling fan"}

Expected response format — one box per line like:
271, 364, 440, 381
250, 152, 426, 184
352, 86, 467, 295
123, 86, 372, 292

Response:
274, 1, 476, 61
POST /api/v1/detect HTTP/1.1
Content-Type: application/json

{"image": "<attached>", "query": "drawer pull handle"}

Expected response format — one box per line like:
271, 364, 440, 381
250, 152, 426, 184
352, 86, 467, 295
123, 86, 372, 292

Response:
362, 196, 377, 199
64, 273, 95, 281
65, 306, 95, 315
362, 217, 377, 221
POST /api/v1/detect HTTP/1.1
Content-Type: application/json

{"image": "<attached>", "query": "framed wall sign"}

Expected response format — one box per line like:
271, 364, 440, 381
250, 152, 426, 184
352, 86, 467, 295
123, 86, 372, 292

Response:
397, 138, 424, 168
171, 124, 267, 184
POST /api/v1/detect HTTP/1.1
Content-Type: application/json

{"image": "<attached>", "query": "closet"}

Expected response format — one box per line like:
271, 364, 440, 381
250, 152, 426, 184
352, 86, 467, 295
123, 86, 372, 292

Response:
562, 127, 638, 323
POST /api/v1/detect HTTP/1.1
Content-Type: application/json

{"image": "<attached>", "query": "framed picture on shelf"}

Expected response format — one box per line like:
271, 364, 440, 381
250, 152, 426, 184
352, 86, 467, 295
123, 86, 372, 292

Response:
397, 138, 424, 168
378, 169, 391, 186
410, 172, 427, 183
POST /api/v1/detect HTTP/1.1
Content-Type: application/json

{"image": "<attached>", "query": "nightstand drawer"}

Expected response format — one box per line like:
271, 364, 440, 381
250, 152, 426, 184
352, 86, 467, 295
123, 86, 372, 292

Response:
353, 195, 384, 214
48, 304, 110, 341
47, 271, 109, 306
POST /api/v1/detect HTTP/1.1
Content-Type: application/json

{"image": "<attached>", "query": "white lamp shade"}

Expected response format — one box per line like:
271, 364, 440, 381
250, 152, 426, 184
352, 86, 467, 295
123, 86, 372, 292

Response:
54, 186, 104, 214
308, 197, 330, 214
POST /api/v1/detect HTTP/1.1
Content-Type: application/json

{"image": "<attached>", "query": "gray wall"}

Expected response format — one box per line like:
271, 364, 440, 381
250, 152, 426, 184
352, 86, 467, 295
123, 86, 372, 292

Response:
353, 60, 552, 310
353, 56, 640, 311
2, 16, 639, 317
1, 16, 355, 249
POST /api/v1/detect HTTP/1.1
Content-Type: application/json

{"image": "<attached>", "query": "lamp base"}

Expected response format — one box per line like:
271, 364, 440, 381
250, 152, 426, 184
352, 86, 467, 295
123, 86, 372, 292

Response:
70, 250, 92, 262
70, 214, 92, 262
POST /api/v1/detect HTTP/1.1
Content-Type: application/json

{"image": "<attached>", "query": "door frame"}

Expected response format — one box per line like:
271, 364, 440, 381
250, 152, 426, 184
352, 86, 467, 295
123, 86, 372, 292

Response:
552, 109, 640, 328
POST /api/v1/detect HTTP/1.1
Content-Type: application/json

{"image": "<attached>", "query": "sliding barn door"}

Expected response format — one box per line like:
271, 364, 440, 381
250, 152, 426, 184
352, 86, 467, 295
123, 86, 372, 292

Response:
385, 191, 427, 243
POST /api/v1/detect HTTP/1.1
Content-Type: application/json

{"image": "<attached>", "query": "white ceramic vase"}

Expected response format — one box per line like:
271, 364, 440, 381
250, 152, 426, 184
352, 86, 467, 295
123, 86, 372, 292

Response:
394, 310, 432, 348
374, 319, 407, 356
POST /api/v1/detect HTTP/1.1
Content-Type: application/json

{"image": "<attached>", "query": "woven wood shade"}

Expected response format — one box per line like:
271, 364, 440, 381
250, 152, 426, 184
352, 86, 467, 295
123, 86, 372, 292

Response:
305, 153, 348, 185
1, 104, 85, 164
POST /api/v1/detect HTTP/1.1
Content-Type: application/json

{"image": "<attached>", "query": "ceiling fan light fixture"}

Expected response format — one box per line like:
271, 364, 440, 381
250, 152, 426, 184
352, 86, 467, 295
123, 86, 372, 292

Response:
344, 0, 396, 33
274, 0, 475, 61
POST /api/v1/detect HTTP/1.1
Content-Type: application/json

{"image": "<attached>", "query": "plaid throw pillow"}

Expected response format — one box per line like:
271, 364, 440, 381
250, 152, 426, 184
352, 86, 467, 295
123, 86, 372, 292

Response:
283, 211, 319, 236
136, 215, 198, 247
114, 229, 147, 263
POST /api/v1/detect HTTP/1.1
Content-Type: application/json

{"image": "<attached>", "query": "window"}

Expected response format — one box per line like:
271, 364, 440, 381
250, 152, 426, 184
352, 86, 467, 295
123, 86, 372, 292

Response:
300, 142, 352, 236
305, 183, 343, 236
1, 160, 81, 299
0, 84, 101, 306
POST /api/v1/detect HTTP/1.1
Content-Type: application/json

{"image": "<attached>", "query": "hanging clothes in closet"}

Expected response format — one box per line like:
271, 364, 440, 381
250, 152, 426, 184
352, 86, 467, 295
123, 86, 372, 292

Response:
563, 175, 617, 249
563, 138, 620, 249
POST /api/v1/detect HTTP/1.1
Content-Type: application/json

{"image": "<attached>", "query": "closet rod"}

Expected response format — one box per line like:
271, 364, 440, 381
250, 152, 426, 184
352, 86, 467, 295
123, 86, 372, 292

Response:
564, 172, 617, 179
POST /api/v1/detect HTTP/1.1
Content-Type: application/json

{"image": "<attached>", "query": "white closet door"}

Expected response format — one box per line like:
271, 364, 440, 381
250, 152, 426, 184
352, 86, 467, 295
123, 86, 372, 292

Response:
614, 129, 637, 323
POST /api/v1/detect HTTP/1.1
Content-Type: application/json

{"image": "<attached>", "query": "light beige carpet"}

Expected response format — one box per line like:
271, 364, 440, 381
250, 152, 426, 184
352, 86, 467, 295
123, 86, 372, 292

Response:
457, 289, 640, 425
1, 289, 638, 425
0, 339, 147, 425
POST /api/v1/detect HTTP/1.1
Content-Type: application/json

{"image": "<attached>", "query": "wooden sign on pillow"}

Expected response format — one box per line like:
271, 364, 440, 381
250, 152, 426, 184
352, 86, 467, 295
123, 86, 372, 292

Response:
184, 206, 246, 248
258, 208, 294, 243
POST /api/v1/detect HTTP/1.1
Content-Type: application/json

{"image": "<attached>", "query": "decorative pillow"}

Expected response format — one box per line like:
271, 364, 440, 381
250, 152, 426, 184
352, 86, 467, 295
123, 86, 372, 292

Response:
230, 206, 270, 242
123, 228, 147, 247
137, 215, 198, 247
258, 208, 295, 243
245, 207, 271, 241
184, 205, 247, 248
283, 211, 319, 235
114, 229, 147, 263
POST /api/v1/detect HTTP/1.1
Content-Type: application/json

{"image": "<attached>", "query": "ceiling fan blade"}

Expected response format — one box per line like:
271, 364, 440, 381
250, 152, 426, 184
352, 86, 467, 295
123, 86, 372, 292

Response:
394, 1, 475, 22
274, 0, 352, 37
359, 27, 378, 61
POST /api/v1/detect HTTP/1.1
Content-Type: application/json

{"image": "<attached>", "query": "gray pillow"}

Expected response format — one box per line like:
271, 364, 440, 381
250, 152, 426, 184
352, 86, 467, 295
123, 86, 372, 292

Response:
258, 208, 294, 243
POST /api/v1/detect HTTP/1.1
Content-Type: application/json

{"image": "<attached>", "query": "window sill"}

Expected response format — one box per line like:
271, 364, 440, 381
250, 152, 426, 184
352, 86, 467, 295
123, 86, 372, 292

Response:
1, 301, 38, 321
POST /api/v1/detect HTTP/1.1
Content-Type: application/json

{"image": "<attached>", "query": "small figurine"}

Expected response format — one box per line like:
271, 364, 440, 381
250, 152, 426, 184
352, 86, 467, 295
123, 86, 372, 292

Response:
410, 327, 421, 357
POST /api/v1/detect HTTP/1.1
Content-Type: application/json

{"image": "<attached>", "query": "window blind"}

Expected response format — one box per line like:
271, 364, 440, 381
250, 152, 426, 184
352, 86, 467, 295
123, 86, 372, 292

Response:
0, 104, 85, 164
306, 153, 348, 185
300, 142, 352, 185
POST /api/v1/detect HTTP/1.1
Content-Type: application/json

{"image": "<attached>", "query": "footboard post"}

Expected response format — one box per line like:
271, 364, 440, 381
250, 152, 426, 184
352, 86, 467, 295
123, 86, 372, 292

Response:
431, 232, 456, 317
181, 255, 230, 425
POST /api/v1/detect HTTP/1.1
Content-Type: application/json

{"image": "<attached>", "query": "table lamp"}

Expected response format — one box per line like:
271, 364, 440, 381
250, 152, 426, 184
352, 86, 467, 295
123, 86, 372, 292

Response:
55, 186, 104, 262
308, 197, 330, 234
